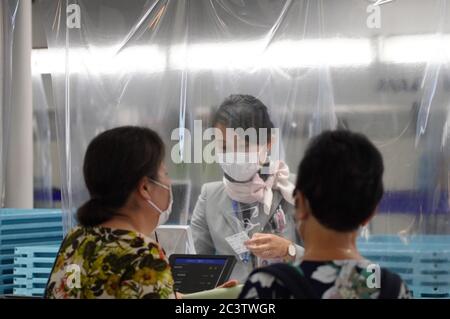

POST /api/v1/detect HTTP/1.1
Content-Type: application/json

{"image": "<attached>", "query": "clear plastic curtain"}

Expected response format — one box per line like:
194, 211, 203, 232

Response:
0, 0, 18, 208
36, 0, 450, 236
33, 74, 57, 208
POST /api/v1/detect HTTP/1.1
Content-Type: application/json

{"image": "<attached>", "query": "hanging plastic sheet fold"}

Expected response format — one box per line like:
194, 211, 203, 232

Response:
32, 76, 55, 208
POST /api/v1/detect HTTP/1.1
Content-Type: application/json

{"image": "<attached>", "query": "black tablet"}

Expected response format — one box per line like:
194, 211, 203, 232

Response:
169, 254, 237, 294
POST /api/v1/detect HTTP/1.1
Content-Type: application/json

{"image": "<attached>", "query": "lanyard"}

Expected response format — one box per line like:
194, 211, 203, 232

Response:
231, 200, 250, 264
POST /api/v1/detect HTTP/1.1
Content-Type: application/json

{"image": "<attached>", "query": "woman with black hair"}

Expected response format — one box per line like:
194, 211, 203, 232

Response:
239, 130, 411, 299
191, 95, 304, 282
45, 126, 175, 298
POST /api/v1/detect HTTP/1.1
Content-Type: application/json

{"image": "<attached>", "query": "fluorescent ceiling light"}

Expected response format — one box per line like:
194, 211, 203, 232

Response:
170, 38, 373, 70
32, 45, 166, 75
32, 35, 450, 75
380, 34, 450, 64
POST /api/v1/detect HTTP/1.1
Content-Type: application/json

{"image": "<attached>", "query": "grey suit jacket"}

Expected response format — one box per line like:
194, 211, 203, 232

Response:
190, 181, 304, 282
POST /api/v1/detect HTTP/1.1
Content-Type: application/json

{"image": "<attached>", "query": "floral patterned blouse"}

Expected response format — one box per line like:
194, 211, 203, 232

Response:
239, 260, 411, 299
45, 226, 175, 299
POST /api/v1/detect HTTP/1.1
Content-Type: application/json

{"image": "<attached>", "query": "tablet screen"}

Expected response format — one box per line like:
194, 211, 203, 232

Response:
170, 255, 236, 293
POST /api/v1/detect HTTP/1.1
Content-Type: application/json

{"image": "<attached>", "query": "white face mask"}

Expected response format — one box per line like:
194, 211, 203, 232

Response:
147, 180, 173, 225
217, 152, 261, 182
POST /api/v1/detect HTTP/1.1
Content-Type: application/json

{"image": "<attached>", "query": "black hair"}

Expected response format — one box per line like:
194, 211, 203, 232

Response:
295, 130, 384, 232
213, 94, 274, 144
77, 126, 165, 227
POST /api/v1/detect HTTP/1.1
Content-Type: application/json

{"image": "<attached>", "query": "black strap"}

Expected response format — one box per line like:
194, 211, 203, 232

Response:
251, 263, 319, 299
378, 268, 402, 299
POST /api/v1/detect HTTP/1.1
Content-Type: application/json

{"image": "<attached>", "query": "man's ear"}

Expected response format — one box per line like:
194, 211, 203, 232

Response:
295, 192, 310, 221
137, 177, 153, 201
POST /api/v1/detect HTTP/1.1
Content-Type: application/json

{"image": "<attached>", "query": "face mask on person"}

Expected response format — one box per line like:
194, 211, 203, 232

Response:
217, 148, 268, 182
147, 179, 173, 225
219, 153, 260, 182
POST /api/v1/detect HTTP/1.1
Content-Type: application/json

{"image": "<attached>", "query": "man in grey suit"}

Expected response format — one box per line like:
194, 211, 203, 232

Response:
190, 95, 304, 282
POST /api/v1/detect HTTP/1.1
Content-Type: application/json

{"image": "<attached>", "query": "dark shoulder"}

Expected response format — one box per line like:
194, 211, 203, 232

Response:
239, 266, 295, 299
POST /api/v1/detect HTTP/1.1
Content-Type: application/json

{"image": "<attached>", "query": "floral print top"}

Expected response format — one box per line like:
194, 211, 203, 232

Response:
45, 226, 175, 299
239, 260, 411, 299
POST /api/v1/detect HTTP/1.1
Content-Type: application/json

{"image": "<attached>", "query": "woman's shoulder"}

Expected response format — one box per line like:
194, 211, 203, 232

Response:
59, 226, 164, 259
239, 264, 299, 299
304, 260, 412, 299
200, 181, 225, 197
47, 226, 173, 299
203, 181, 225, 190
240, 260, 411, 299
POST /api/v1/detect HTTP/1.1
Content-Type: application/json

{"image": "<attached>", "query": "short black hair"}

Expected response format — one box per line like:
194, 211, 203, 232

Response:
213, 94, 274, 144
77, 126, 165, 227
295, 130, 384, 232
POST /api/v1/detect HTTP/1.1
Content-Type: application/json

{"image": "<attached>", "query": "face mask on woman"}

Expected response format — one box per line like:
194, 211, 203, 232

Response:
147, 179, 173, 225
218, 147, 268, 182
219, 152, 260, 182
